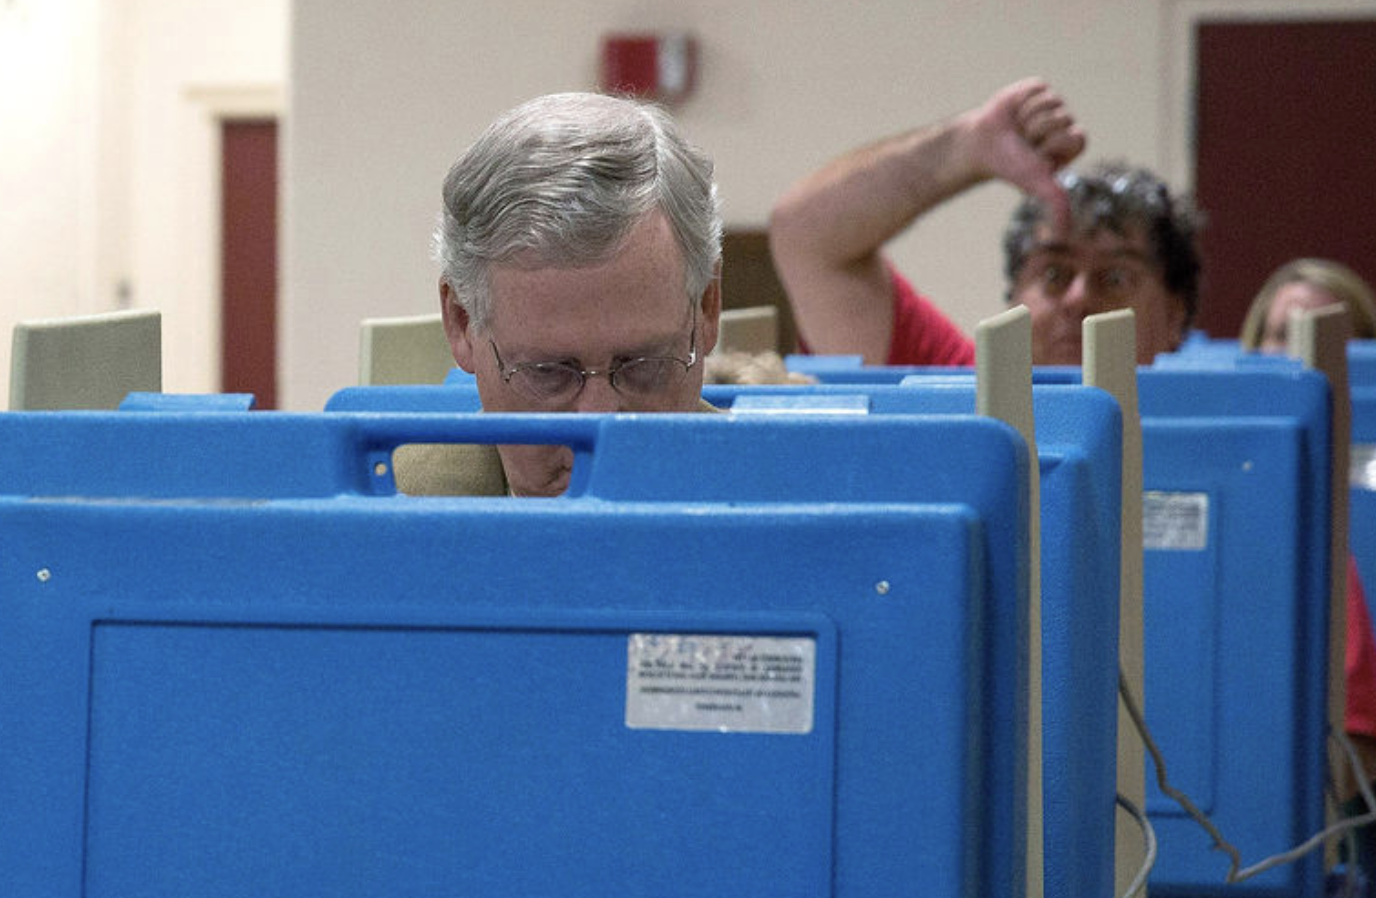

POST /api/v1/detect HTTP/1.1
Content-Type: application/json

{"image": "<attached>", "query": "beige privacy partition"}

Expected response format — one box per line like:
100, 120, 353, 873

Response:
359, 313, 455, 386
9, 309, 162, 411
713, 305, 780, 356
975, 304, 1042, 898
1082, 309, 1146, 897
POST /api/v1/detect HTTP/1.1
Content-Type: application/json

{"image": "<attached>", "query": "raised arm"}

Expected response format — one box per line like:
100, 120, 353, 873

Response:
769, 78, 1086, 363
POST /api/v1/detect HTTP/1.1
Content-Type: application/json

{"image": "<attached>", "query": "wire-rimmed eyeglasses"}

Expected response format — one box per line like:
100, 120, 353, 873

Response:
489, 306, 698, 405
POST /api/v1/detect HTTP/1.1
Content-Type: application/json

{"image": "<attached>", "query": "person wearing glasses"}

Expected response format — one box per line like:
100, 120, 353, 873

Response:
768, 77, 1202, 367
395, 91, 722, 498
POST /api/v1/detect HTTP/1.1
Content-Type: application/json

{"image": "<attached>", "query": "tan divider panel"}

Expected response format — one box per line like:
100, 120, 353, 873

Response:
359, 313, 454, 386
1083, 308, 1145, 897
10, 309, 162, 410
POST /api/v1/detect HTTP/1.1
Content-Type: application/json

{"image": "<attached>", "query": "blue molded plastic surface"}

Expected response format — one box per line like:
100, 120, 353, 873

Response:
0, 411, 1027, 898
119, 391, 258, 411
318, 377, 1122, 898
1348, 386, 1376, 642
702, 380, 1123, 898
711, 358, 1335, 897
1136, 367, 1331, 898
782, 353, 1082, 385
326, 384, 483, 413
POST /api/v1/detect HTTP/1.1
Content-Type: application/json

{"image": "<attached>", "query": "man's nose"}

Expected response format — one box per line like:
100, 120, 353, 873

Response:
1061, 271, 1093, 312
573, 371, 624, 413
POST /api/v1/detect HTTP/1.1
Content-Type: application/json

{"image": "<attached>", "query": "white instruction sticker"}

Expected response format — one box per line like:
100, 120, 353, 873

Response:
1143, 491, 1210, 551
625, 634, 815, 734
1352, 444, 1376, 491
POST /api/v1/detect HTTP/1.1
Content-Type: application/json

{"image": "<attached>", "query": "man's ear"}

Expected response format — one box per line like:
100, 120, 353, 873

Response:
698, 263, 723, 357
440, 280, 478, 372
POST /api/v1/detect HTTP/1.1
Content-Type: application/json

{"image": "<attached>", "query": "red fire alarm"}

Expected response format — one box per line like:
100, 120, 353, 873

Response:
599, 32, 698, 103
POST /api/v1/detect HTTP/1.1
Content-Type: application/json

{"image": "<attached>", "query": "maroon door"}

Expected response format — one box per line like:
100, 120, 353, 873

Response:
1193, 19, 1376, 337
220, 119, 278, 408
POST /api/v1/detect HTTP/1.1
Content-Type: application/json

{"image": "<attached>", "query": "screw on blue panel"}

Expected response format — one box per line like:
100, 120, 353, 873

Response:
36, 569, 51, 582
875, 580, 890, 595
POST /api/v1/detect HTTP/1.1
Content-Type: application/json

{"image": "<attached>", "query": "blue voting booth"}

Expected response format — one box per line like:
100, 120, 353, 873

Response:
323, 376, 1125, 898
781, 346, 1341, 896
1348, 341, 1376, 387
783, 354, 1084, 385
1136, 365, 1333, 898
1349, 384, 1376, 621
1345, 343, 1376, 626
750, 347, 1342, 895
328, 383, 484, 413
0, 410, 1028, 898
784, 356, 1338, 896
712, 379, 1125, 898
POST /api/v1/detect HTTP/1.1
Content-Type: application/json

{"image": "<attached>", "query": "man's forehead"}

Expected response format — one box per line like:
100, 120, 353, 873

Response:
487, 294, 690, 360
1027, 224, 1154, 263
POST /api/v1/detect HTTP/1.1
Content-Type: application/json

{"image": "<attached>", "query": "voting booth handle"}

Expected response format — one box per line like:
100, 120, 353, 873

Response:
349, 413, 606, 495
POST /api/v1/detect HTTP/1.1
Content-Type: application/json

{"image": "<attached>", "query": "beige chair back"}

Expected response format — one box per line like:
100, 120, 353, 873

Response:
9, 309, 161, 410
359, 313, 454, 385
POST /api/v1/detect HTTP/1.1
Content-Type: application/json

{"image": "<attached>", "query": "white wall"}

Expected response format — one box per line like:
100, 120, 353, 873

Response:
1, 0, 103, 404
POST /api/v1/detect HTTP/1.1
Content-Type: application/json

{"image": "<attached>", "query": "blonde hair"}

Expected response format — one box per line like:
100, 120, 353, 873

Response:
1239, 258, 1376, 350
703, 351, 816, 385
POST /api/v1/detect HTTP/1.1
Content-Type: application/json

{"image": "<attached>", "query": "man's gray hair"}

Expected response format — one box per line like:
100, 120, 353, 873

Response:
434, 92, 723, 332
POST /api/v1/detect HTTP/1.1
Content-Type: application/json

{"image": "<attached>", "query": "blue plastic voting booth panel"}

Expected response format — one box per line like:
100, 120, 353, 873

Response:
322, 377, 1123, 898
0, 411, 1028, 898
1154, 333, 1243, 366
695, 359, 1335, 897
1350, 387, 1376, 623
328, 383, 483, 413
1135, 367, 1332, 898
782, 354, 1083, 385
1166, 335, 1376, 385
1351, 352, 1376, 619
1350, 342, 1376, 387
700, 380, 1123, 898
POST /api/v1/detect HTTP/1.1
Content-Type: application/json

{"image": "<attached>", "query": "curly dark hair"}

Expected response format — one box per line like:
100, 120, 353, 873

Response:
1001, 161, 1204, 327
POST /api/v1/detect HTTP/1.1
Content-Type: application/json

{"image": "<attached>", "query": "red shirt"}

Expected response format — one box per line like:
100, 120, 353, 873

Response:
793, 267, 975, 365
886, 269, 976, 366
1347, 557, 1376, 739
